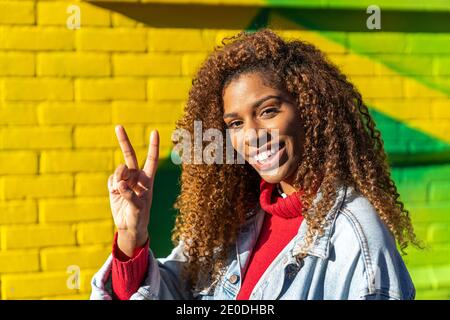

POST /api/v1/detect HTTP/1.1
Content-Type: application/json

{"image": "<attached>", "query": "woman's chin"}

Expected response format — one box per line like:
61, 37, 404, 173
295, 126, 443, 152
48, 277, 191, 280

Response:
256, 167, 287, 184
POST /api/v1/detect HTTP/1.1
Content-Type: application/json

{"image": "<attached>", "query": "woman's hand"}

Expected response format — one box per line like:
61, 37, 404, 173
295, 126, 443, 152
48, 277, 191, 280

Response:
108, 125, 159, 257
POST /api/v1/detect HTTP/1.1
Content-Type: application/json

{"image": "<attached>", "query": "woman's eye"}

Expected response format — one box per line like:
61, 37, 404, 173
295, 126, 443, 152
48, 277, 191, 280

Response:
261, 107, 279, 117
227, 121, 242, 129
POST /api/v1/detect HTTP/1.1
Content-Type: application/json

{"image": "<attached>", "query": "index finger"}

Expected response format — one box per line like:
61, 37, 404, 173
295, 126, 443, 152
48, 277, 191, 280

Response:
115, 125, 139, 169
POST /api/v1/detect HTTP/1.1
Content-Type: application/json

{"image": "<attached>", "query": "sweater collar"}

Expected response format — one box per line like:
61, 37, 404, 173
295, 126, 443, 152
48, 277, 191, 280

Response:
259, 178, 304, 219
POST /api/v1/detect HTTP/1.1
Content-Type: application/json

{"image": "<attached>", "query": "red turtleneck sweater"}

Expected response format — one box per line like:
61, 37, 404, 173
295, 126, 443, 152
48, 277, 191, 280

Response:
111, 179, 304, 300
236, 179, 304, 299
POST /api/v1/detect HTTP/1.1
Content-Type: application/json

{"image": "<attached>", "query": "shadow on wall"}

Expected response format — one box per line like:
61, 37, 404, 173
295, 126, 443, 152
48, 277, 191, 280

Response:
149, 157, 181, 257
90, 2, 450, 32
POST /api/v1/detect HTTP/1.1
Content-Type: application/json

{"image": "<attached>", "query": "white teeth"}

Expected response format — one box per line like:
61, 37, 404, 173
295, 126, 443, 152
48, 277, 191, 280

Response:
254, 149, 275, 162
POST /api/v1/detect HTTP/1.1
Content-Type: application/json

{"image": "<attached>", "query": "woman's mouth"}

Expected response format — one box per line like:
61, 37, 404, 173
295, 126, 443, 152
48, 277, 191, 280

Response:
251, 141, 286, 171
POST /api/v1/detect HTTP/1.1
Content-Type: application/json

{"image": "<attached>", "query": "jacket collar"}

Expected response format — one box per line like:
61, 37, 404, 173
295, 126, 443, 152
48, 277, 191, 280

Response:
243, 180, 349, 260
291, 182, 348, 259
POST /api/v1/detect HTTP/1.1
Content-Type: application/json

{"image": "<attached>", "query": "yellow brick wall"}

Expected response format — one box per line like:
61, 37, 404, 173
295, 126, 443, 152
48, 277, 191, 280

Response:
0, 0, 189, 299
0, 0, 236, 300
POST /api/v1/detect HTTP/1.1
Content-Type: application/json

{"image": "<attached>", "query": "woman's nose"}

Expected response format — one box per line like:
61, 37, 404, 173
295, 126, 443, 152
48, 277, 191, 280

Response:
244, 127, 269, 149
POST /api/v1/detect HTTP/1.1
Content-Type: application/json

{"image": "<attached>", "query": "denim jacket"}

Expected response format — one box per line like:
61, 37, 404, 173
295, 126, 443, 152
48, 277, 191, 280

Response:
90, 182, 415, 300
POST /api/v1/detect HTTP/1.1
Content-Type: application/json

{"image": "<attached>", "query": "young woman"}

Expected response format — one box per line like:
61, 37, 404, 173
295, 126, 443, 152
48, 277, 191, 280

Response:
91, 28, 419, 300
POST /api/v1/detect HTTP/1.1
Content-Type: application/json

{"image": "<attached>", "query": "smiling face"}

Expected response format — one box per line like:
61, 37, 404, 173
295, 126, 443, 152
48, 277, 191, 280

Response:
222, 72, 305, 185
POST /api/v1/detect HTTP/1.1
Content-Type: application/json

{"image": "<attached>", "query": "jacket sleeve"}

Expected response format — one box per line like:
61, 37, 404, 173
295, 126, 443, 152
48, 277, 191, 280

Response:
90, 240, 194, 300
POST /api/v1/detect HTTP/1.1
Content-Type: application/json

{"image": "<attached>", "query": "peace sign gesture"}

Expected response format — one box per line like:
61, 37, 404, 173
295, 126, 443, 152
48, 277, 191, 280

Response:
108, 125, 159, 257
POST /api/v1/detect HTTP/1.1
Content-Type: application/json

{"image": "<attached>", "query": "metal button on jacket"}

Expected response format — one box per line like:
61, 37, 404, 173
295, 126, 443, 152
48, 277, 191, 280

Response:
229, 274, 239, 284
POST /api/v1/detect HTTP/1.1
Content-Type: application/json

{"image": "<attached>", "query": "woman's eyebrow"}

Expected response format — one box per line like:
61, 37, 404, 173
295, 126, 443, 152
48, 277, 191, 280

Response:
223, 94, 281, 119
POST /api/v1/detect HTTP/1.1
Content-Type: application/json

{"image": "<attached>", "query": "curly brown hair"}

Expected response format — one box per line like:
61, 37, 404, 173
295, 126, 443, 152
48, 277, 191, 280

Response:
172, 28, 420, 291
